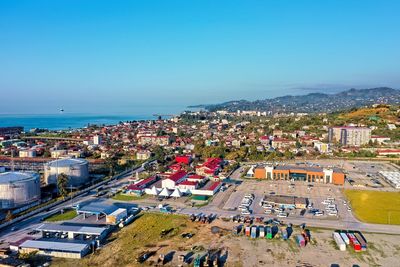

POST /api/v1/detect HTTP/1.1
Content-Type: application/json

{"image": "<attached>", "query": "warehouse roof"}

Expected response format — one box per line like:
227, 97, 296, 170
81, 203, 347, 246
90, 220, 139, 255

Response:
20, 240, 89, 253
36, 223, 107, 235
77, 202, 118, 215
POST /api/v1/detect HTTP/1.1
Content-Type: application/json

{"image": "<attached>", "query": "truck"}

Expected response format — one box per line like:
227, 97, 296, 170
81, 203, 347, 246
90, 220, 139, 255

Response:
354, 233, 367, 251
339, 232, 350, 245
281, 228, 288, 240
347, 233, 362, 252
266, 226, 273, 239
259, 226, 265, 238
160, 207, 172, 213
333, 232, 346, 251
245, 226, 251, 237
296, 235, 306, 247
250, 226, 257, 239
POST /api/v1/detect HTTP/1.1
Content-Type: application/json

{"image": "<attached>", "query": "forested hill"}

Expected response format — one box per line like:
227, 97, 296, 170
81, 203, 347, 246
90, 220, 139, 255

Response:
192, 87, 400, 113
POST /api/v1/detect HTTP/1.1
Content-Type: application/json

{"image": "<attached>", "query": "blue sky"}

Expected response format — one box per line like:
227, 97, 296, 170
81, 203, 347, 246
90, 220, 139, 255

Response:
1, 0, 399, 114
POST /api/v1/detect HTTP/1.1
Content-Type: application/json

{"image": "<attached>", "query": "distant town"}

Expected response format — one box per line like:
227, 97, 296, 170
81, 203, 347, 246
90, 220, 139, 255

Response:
0, 103, 399, 266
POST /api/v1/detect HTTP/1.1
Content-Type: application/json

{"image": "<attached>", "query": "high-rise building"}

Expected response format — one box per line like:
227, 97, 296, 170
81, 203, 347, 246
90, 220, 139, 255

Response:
328, 126, 371, 146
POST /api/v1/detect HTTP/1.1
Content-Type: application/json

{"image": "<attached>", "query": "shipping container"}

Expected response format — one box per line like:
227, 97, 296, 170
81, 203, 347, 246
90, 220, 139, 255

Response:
296, 235, 306, 247
245, 226, 251, 237
354, 233, 367, 251
259, 226, 265, 238
340, 232, 350, 245
251, 226, 257, 239
266, 226, 273, 239
347, 233, 362, 252
333, 232, 346, 251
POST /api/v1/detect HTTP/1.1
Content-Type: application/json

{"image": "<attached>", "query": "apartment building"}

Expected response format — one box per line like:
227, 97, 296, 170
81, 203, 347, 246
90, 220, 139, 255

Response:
328, 126, 371, 146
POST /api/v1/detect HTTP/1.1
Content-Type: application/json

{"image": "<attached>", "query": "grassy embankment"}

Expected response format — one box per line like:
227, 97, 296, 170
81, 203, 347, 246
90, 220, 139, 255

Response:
344, 189, 400, 225
112, 192, 149, 201
45, 209, 77, 222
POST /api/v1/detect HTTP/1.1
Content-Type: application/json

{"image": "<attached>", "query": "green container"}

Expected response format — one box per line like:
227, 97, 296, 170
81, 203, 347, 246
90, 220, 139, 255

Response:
266, 226, 273, 239
192, 195, 209, 201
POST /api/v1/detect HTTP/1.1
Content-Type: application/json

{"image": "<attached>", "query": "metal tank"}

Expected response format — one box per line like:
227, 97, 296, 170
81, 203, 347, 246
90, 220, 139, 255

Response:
44, 158, 89, 188
0, 171, 41, 209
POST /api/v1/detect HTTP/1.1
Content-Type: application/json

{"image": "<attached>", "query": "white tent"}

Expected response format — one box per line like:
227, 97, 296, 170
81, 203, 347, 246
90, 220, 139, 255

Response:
159, 187, 171, 197
149, 186, 160, 196
170, 188, 182, 198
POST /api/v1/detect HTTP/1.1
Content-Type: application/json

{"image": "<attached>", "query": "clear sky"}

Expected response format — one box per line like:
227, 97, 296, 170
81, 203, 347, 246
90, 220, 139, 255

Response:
1, 0, 399, 114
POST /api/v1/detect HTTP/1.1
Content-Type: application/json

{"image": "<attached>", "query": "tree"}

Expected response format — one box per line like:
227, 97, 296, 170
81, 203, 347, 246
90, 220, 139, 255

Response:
5, 210, 14, 222
57, 173, 69, 198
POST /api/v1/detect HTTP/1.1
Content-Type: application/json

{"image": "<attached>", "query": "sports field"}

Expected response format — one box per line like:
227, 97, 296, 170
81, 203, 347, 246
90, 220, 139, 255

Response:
344, 190, 400, 225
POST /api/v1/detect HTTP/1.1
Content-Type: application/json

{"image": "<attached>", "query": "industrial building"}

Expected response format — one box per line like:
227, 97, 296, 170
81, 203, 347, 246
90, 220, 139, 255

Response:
19, 240, 91, 259
44, 158, 89, 188
328, 126, 371, 146
36, 223, 109, 241
76, 202, 127, 224
253, 164, 345, 185
0, 171, 41, 209
261, 195, 308, 209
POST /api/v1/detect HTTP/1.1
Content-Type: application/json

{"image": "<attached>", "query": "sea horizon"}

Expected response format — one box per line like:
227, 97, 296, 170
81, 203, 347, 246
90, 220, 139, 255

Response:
0, 113, 159, 131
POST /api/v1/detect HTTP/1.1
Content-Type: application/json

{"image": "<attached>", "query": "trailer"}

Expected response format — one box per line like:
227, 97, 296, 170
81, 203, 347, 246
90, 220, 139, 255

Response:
266, 226, 272, 239
281, 228, 288, 240
339, 232, 350, 245
354, 233, 367, 251
251, 226, 257, 239
347, 233, 362, 252
259, 226, 265, 238
245, 226, 251, 237
296, 235, 306, 247
333, 232, 346, 251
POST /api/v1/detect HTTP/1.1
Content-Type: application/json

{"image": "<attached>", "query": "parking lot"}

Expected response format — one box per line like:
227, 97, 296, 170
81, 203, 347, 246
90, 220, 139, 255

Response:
222, 179, 350, 221
342, 161, 399, 190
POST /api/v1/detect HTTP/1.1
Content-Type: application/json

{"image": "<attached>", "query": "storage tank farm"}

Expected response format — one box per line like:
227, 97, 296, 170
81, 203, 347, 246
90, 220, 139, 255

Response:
44, 158, 89, 188
0, 171, 41, 209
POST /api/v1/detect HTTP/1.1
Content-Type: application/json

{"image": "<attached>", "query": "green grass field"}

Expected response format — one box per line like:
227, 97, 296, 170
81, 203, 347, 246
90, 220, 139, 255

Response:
344, 190, 400, 225
45, 209, 77, 222
112, 192, 149, 201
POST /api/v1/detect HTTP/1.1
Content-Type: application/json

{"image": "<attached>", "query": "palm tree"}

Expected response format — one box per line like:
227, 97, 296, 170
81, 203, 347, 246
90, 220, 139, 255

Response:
57, 173, 69, 198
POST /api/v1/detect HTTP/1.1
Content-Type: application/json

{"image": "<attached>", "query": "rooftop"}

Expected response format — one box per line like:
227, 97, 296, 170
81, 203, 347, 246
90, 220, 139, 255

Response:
0, 171, 39, 183
20, 240, 89, 253
46, 158, 88, 168
36, 223, 107, 235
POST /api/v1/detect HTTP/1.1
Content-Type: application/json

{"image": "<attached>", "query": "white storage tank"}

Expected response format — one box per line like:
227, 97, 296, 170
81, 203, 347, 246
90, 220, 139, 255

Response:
44, 158, 89, 188
0, 171, 41, 209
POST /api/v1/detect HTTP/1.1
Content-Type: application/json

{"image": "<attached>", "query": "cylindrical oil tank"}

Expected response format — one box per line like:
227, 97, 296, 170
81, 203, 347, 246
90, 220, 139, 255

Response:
0, 171, 41, 209
44, 158, 89, 188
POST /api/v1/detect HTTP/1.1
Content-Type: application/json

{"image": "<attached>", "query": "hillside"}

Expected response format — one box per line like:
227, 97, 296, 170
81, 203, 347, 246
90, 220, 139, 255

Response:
193, 87, 400, 114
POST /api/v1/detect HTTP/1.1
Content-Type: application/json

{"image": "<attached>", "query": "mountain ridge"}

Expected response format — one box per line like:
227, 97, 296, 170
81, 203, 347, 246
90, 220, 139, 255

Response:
190, 87, 400, 113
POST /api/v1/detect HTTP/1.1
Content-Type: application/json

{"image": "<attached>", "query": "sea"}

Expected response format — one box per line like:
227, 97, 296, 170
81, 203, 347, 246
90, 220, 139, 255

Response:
0, 113, 155, 131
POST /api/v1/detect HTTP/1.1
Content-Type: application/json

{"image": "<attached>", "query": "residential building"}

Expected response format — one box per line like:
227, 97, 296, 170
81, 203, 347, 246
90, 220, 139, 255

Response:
328, 126, 371, 146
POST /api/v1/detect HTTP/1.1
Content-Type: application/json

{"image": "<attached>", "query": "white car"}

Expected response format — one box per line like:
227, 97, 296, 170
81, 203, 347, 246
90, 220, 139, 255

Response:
314, 211, 324, 216
263, 204, 273, 209
241, 210, 251, 215
347, 206, 352, 211
277, 212, 288, 218
264, 209, 272, 214
328, 212, 338, 216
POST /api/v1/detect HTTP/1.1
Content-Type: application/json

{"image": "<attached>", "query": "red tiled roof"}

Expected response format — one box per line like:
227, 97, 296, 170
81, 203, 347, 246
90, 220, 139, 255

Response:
208, 181, 221, 191
167, 170, 187, 182
178, 180, 197, 186
188, 174, 205, 180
